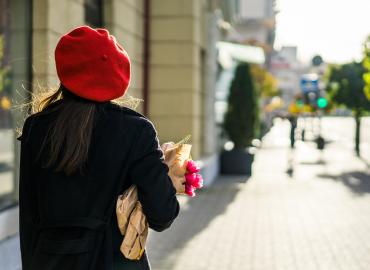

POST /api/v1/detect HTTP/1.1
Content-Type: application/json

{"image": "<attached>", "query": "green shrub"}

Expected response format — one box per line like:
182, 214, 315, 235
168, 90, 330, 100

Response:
223, 63, 260, 149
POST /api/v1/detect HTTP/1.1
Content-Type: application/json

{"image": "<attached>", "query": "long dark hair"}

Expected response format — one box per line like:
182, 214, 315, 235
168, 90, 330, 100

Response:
34, 85, 97, 175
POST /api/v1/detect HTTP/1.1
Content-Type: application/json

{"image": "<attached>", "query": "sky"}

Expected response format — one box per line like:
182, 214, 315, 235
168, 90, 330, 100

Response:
274, 0, 370, 64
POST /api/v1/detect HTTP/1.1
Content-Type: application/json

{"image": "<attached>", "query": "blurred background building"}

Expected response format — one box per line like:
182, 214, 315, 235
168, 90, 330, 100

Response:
225, 0, 276, 67
271, 46, 308, 107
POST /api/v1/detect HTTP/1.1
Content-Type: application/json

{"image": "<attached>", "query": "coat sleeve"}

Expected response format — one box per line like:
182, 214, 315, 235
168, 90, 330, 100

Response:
128, 119, 180, 232
18, 117, 38, 269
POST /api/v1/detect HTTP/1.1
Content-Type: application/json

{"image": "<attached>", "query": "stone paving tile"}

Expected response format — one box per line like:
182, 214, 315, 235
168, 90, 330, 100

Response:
0, 236, 21, 270
147, 119, 370, 270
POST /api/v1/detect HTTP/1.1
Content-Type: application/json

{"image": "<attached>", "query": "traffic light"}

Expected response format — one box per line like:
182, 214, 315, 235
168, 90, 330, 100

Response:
317, 97, 328, 109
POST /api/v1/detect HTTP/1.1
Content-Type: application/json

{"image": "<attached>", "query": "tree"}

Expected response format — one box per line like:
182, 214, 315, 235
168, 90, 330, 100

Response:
326, 62, 370, 156
223, 63, 259, 149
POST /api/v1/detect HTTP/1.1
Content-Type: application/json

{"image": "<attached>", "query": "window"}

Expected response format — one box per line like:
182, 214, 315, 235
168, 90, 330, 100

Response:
85, 0, 104, 28
0, 0, 32, 210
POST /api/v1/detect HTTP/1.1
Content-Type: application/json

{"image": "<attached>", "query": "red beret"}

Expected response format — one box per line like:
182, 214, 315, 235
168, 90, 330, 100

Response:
55, 26, 131, 102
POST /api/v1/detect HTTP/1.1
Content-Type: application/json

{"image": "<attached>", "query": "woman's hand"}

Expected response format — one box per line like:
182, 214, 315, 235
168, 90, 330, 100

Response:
160, 142, 186, 194
160, 142, 175, 152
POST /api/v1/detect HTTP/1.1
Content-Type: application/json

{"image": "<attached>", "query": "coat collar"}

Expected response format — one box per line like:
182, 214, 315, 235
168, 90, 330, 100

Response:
101, 101, 146, 119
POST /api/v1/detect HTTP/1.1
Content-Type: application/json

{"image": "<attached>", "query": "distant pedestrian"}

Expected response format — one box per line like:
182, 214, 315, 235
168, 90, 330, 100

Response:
288, 115, 297, 148
18, 26, 180, 270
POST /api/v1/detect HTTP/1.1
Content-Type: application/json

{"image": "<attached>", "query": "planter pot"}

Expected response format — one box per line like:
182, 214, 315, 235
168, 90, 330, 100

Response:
220, 148, 254, 175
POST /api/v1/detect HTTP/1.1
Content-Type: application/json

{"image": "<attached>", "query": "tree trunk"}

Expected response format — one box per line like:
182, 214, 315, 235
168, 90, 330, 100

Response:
354, 110, 361, 156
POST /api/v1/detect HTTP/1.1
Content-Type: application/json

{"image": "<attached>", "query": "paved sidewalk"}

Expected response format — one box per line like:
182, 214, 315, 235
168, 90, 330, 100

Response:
147, 119, 370, 270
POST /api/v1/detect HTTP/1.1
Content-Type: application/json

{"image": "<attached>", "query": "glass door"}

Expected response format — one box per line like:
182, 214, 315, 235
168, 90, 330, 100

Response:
0, 0, 32, 209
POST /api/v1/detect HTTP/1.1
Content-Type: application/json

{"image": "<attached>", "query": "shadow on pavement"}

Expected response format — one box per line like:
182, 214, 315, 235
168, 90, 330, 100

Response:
317, 171, 370, 195
300, 160, 327, 166
147, 175, 249, 268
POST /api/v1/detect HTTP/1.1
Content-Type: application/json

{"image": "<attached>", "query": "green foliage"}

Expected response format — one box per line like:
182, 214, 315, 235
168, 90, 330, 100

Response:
363, 35, 370, 100
250, 64, 279, 97
326, 62, 370, 113
223, 63, 260, 149
326, 61, 370, 156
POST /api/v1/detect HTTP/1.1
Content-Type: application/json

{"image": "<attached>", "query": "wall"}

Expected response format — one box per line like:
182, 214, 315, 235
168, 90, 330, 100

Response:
149, 0, 204, 159
240, 0, 266, 19
104, 0, 145, 110
32, 0, 85, 92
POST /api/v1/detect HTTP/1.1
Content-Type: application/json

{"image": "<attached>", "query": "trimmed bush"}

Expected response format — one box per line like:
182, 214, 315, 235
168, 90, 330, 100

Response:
223, 63, 259, 149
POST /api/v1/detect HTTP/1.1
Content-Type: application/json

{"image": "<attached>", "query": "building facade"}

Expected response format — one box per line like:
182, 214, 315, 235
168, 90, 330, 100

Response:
271, 46, 308, 107
0, 0, 223, 263
227, 0, 276, 68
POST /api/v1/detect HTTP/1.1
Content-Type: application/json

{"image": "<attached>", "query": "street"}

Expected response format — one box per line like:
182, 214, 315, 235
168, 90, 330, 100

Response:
147, 116, 370, 270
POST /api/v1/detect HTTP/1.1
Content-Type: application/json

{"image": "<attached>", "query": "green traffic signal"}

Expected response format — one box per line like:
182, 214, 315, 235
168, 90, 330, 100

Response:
317, 97, 328, 108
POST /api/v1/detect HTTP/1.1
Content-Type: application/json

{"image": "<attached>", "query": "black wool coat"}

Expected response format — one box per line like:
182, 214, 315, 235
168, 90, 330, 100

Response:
18, 101, 180, 270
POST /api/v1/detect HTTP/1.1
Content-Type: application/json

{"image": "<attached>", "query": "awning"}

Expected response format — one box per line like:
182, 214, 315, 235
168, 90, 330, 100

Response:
217, 41, 265, 69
